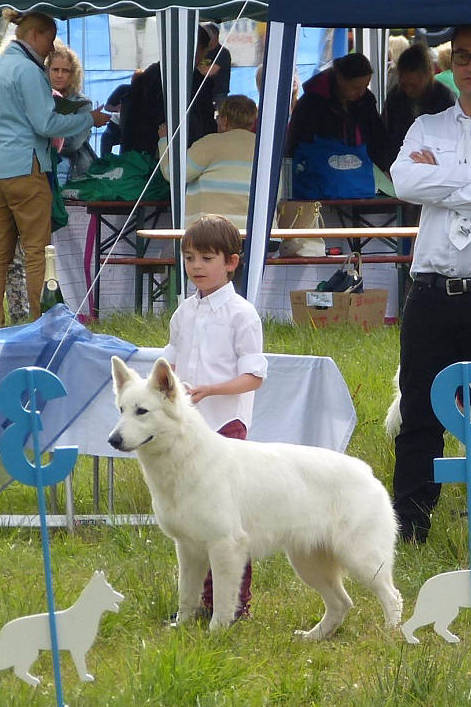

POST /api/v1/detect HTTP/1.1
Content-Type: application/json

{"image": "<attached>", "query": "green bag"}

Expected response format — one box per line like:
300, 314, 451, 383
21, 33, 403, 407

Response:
61, 151, 170, 202
51, 147, 69, 231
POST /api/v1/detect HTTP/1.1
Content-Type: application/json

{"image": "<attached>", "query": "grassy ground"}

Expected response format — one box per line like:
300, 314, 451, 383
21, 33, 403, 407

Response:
0, 314, 470, 706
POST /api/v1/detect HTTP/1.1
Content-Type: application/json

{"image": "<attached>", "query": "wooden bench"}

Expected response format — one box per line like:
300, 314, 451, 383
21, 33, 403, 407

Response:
100, 256, 176, 313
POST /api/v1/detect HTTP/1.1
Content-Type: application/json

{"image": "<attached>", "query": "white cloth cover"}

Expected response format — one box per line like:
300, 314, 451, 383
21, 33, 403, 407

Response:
39, 346, 356, 457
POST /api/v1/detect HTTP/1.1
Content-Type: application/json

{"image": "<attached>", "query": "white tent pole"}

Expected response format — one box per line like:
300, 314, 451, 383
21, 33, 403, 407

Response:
157, 8, 198, 301
244, 21, 298, 304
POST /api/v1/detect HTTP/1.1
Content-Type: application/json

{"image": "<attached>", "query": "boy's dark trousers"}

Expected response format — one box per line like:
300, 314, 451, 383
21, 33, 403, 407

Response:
201, 419, 252, 618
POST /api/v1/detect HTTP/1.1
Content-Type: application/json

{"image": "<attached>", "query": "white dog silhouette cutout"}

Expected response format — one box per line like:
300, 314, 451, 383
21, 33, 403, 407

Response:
402, 570, 471, 643
0, 570, 124, 686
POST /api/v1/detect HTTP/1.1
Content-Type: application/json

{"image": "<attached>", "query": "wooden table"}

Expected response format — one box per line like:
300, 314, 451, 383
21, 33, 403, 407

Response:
136, 227, 418, 314
137, 226, 418, 240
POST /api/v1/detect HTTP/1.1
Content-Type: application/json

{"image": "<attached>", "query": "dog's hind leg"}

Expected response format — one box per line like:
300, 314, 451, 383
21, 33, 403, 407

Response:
13, 651, 40, 686
434, 607, 461, 643
401, 614, 422, 644
288, 548, 353, 640
176, 541, 209, 623
344, 553, 402, 628
208, 537, 249, 630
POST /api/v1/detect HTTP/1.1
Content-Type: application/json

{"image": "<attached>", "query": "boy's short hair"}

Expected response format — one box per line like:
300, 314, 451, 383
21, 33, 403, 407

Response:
183, 215, 242, 279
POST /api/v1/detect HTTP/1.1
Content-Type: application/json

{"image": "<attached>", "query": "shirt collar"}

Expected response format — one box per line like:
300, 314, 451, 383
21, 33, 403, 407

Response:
14, 39, 46, 69
196, 281, 235, 310
454, 99, 471, 122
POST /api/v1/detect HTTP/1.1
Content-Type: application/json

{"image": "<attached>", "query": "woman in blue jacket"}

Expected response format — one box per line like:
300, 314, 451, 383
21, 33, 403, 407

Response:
0, 9, 109, 324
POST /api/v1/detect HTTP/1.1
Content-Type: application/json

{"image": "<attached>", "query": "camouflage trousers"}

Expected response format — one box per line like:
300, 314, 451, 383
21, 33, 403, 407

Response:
5, 242, 29, 324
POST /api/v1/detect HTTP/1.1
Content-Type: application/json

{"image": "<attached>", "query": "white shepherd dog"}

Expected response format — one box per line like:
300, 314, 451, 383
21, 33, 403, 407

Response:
109, 357, 402, 638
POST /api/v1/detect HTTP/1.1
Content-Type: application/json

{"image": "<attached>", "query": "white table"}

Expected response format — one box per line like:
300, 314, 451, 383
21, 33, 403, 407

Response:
0, 322, 355, 526
40, 345, 356, 456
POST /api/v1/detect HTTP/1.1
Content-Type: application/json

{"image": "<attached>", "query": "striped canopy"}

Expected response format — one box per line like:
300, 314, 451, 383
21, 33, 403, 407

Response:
0, 0, 268, 20
243, 2, 471, 304
4, 0, 470, 305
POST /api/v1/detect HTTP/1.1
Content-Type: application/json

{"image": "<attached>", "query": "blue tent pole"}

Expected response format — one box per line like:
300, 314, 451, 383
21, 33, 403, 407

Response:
242, 21, 297, 302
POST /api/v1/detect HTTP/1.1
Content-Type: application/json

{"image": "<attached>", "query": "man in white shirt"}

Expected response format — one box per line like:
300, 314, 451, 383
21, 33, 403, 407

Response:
390, 25, 471, 543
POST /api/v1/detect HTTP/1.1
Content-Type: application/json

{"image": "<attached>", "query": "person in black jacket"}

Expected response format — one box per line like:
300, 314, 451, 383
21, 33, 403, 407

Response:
286, 53, 392, 172
120, 25, 216, 156
202, 22, 232, 108
382, 43, 455, 162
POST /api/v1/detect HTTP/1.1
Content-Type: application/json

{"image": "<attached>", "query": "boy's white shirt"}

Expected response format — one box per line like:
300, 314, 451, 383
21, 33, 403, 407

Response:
162, 281, 267, 431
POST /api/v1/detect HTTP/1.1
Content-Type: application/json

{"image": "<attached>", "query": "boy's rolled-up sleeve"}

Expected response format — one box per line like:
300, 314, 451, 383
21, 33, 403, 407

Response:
235, 317, 267, 379
237, 351, 267, 379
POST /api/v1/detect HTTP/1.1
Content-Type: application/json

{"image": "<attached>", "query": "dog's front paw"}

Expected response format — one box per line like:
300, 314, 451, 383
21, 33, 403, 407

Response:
209, 614, 232, 631
176, 608, 196, 624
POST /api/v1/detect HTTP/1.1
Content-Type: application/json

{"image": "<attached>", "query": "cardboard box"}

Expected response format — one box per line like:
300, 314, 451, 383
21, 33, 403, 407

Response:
290, 289, 388, 330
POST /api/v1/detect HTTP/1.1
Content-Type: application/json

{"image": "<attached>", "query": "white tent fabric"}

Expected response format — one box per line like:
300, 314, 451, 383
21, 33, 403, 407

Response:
243, 20, 297, 302
157, 8, 198, 297
355, 29, 389, 112
158, 8, 197, 231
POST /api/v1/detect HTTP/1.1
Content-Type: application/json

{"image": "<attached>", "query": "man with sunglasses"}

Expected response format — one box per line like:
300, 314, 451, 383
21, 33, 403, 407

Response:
390, 26, 471, 544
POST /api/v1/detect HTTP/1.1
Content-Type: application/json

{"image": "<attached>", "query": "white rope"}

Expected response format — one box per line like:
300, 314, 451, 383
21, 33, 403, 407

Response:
45, 4, 248, 372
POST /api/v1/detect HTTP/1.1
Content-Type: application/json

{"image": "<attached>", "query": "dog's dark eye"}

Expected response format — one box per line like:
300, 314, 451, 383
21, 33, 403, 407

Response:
119, 406, 123, 413
136, 407, 148, 416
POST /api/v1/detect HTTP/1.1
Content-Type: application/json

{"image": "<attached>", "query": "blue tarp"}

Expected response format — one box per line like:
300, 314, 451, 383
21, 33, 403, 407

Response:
269, 0, 471, 28
0, 305, 137, 489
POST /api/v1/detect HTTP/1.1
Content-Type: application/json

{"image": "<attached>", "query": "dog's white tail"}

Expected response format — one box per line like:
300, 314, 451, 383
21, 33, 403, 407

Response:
385, 365, 401, 439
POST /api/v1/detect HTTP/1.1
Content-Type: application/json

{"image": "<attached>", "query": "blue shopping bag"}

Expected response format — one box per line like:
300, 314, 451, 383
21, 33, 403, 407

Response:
292, 137, 375, 200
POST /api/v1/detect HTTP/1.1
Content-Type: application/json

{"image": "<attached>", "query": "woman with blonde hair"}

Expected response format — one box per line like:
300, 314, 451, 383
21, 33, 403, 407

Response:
46, 39, 83, 96
46, 39, 96, 183
0, 9, 108, 324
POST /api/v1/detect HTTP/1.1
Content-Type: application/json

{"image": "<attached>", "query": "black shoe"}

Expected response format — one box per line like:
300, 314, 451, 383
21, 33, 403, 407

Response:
398, 514, 430, 544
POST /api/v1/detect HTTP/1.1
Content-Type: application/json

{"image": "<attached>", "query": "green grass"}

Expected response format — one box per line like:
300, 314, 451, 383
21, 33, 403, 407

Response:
0, 314, 470, 706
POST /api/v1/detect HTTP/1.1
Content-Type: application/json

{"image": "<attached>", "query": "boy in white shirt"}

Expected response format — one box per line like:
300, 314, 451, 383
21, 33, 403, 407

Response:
162, 214, 267, 619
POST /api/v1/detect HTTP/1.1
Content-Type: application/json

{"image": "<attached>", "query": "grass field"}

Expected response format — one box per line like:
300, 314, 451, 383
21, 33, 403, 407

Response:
0, 314, 470, 706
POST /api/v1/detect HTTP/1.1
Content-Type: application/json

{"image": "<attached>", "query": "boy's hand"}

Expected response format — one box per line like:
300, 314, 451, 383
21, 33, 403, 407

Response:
190, 385, 211, 403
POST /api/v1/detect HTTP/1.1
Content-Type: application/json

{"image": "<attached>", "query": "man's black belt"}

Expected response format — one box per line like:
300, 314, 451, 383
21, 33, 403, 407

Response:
415, 272, 471, 295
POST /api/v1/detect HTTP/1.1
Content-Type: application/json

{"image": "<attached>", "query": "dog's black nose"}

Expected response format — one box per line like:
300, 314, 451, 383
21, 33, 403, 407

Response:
108, 432, 123, 450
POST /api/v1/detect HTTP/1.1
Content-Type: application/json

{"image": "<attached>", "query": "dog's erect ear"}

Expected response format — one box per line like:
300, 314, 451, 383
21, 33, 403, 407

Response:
111, 356, 134, 393
149, 358, 176, 401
